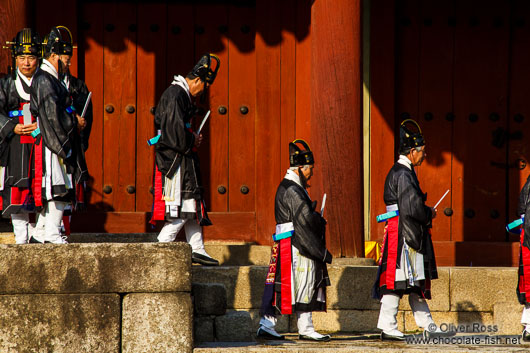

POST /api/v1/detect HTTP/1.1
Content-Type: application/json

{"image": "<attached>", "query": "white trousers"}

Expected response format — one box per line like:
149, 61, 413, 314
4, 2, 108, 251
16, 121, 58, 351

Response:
521, 303, 530, 328
11, 213, 29, 244
157, 218, 204, 252
377, 292, 434, 332
259, 312, 316, 335
35, 201, 68, 243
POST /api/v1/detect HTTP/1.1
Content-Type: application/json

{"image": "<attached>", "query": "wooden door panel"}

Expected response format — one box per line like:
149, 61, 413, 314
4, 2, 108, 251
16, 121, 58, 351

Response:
136, 3, 167, 212
452, 0, 509, 241
102, 2, 137, 212
228, 4, 256, 212
81, 2, 105, 210
255, 1, 282, 244
417, 0, 455, 241
195, 4, 230, 213
508, 0, 530, 236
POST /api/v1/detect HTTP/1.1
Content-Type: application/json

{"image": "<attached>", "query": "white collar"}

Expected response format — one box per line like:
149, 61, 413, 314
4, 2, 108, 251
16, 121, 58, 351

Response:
398, 155, 413, 170
63, 73, 70, 90
171, 75, 191, 101
284, 169, 302, 187
41, 59, 59, 79
14, 68, 36, 101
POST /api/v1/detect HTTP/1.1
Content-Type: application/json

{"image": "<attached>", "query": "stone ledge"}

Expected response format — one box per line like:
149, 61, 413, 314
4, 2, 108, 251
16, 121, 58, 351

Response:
122, 293, 193, 353
0, 243, 191, 294
0, 294, 120, 352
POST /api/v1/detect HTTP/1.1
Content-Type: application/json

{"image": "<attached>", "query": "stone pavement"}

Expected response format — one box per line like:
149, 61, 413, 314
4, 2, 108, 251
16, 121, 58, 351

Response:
194, 333, 530, 352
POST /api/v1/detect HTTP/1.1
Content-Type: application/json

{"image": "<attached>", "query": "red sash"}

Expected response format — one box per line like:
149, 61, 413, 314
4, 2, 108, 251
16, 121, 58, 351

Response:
150, 166, 165, 225
33, 139, 43, 207
520, 230, 530, 301
280, 237, 292, 314
384, 216, 399, 290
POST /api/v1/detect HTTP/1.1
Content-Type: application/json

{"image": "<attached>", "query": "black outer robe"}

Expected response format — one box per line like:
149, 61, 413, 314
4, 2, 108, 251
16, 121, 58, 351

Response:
373, 161, 438, 299
0, 75, 35, 215
154, 84, 209, 221
30, 68, 88, 201
67, 74, 92, 152
517, 175, 530, 304
271, 178, 332, 313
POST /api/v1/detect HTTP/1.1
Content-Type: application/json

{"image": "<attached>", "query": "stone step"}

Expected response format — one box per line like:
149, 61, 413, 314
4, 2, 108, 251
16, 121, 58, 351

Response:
193, 334, 530, 352
192, 265, 524, 335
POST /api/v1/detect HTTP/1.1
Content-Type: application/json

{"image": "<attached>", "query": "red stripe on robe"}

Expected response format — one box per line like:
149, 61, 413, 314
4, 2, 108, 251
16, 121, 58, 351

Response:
385, 216, 399, 290
150, 166, 165, 225
33, 139, 43, 207
521, 230, 530, 302
280, 237, 292, 314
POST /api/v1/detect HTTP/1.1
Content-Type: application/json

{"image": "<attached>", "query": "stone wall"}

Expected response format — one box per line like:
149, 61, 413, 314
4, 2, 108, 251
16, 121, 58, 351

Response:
0, 243, 192, 353
193, 265, 524, 336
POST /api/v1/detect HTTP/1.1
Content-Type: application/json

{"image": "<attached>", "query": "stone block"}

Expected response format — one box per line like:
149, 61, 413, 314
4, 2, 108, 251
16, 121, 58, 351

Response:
194, 316, 215, 342
245, 309, 290, 333
494, 301, 524, 335
215, 311, 254, 342
398, 267, 450, 312
450, 267, 518, 312
0, 243, 191, 294
193, 283, 227, 315
404, 310, 493, 334
327, 266, 380, 310
204, 244, 272, 266
289, 310, 392, 333
122, 293, 193, 353
0, 294, 120, 352
193, 266, 268, 309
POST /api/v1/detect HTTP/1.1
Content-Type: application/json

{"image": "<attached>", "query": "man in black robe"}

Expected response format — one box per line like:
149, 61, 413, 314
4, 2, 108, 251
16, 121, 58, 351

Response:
151, 54, 220, 266
29, 26, 88, 244
257, 139, 332, 342
0, 28, 40, 243
373, 119, 444, 340
516, 175, 530, 341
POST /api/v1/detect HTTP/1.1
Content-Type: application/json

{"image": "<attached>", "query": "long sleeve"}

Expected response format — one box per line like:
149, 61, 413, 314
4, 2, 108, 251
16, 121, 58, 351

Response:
30, 75, 75, 159
519, 175, 530, 249
397, 171, 432, 251
0, 79, 17, 143
287, 186, 332, 264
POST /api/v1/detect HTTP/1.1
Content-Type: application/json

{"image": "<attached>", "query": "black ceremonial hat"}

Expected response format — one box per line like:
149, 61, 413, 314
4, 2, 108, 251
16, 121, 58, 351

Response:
399, 119, 425, 154
289, 139, 315, 167
189, 53, 221, 84
9, 28, 42, 58
43, 26, 74, 56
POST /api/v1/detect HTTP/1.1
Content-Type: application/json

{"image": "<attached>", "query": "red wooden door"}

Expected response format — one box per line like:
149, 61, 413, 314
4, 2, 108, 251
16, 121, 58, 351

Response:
388, 0, 528, 264
76, 1, 312, 247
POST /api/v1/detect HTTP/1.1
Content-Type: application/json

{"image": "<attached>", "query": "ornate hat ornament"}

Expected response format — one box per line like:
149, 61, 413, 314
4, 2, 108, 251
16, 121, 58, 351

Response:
189, 53, 221, 84
399, 119, 425, 154
43, 26, 74, 56
289, 139, 315, 167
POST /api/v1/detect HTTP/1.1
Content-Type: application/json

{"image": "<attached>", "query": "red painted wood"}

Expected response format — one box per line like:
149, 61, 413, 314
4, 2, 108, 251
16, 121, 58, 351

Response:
416, 0, 455, 241
311, 0, 364, 257
508, 0, 530, 224
295, 0, 312, 155
102, 2, 137, 212
255, 0, 282, 245
369, 0, 396, 242
228, 4, 256, 212
452, 0, 509, 242
433, 241, 518, 267
0, 0, 33, 77
136, 3, 167, 212
81, 2, 104, 210
194, 3, 229, 213
35, 0, 78, 76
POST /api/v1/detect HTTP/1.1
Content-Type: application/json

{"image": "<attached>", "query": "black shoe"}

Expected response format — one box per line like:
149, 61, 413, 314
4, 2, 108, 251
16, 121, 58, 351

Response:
423, 329, 455, 339
28, 236, 47, 244
299, 334, 331, 342
192, 252, 219, 266
381, 331, 406, 341
257, 327, 285, 340
522, 329, 530, 342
